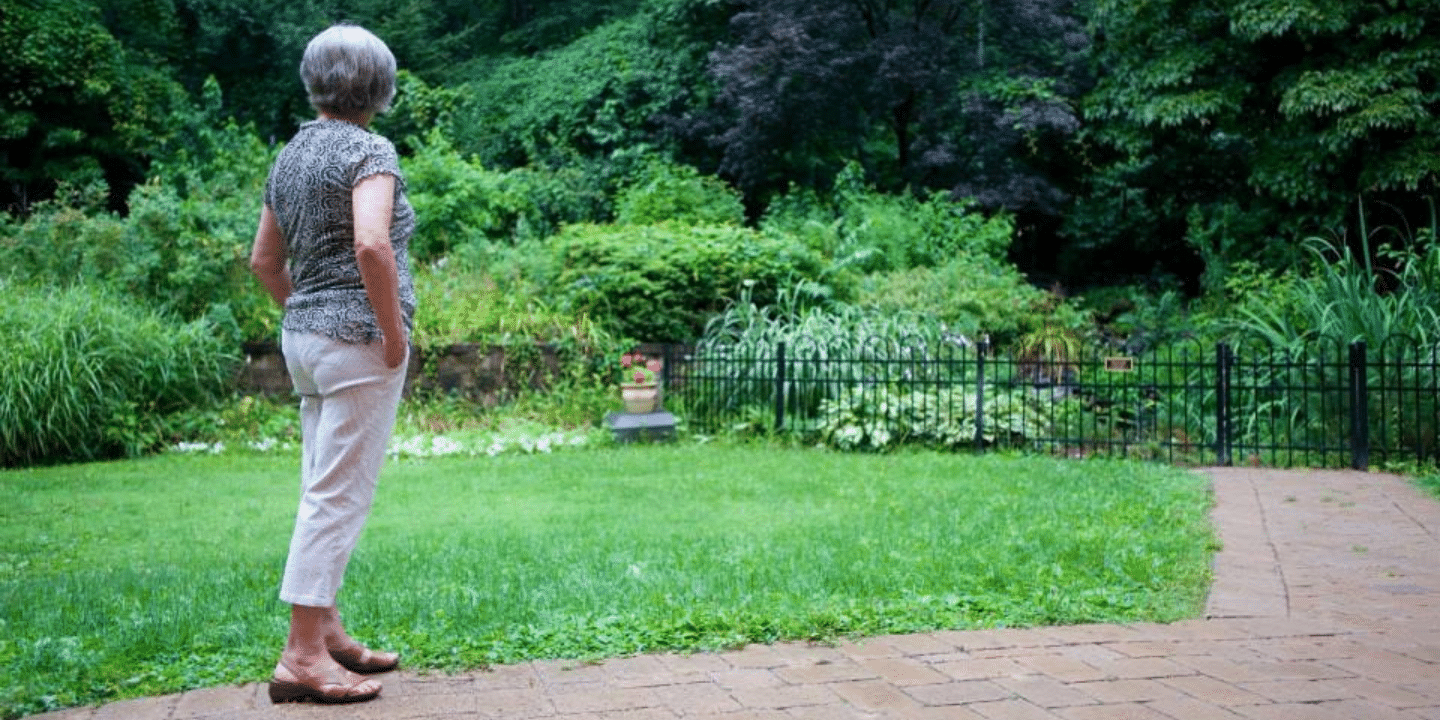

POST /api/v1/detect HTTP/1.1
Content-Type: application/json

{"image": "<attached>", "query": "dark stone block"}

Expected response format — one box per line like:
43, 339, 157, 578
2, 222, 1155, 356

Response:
604, 411, 677, 443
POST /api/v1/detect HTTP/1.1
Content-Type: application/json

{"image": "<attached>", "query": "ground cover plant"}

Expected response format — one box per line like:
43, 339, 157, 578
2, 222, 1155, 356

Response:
0, 446, 1215, 717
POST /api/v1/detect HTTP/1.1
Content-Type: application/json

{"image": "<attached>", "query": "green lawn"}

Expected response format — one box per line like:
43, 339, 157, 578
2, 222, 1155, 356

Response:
0, 445, 1216, 718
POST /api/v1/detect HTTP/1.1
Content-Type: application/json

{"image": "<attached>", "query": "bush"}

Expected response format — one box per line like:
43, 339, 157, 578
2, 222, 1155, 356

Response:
761, 162, 1014, 272
405, 131, 612, 260
817, 386, 1050, 451
550, 222, 826, 341
615, 160, 745, 227
856, 255, 1057, 347
0, 116, 279, 343
0, 282, 238, 466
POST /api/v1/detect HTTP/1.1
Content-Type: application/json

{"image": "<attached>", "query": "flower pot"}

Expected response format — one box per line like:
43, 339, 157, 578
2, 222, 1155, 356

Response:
621, 384, 659, 414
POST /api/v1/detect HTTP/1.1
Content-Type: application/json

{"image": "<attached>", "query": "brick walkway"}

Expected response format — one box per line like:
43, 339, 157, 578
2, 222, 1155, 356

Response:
35, 468, 1440, 720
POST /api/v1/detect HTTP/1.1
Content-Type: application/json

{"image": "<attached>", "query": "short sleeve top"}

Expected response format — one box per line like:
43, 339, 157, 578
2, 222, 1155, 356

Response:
264, 118, 417, 344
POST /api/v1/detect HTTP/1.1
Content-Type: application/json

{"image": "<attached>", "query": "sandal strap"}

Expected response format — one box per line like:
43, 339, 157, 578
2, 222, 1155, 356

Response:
276, 660, 378, 700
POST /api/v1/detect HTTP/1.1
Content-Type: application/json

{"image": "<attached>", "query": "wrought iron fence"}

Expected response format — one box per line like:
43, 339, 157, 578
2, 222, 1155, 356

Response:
652, 337, 1440, 469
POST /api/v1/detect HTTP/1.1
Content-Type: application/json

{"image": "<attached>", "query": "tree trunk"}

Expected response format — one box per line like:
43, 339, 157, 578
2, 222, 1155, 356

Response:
893, 90, 915, 172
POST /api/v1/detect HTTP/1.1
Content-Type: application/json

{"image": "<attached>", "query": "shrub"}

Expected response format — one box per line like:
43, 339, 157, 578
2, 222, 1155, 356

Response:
0, 282, 238, 466
404, 131, 612, 260
0, 116, 279, 343
761, 162, 1015, 272
816, 386, 1050, 451
615, 160, 745, 227
550, 222, 826, 341
855, 255, 1057, 347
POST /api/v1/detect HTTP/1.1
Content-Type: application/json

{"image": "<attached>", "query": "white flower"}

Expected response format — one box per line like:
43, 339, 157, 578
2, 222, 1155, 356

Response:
431, 436, 464, 456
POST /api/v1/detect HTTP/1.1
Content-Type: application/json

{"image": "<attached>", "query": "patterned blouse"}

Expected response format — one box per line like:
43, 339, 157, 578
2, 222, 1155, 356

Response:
264, 118, 417, 344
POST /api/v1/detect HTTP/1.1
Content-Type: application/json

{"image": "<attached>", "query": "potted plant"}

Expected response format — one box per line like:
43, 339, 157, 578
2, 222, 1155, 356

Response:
620, 352, 663, 413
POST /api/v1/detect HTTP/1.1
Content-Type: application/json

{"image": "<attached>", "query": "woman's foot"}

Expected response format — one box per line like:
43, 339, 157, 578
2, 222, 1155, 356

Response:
329, 641, 400, 674
268, 658, 381, 704
317, 606, 400, 674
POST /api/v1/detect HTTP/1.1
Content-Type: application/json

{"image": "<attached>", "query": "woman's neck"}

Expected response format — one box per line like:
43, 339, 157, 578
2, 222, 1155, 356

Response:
318, 111, 373, 128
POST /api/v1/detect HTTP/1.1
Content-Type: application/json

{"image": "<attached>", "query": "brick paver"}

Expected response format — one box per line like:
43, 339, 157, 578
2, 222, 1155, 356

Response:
32, 468, 1440, 720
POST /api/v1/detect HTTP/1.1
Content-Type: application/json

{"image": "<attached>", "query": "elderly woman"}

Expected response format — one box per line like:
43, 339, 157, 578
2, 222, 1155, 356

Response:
249, 24, 416, 704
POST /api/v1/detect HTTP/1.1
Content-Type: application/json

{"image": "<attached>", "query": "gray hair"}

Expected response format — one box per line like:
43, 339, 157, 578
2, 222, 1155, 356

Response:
300, 25, 396, 117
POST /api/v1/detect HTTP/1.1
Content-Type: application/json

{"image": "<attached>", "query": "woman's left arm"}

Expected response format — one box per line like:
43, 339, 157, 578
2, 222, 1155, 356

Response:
250, 204, 292, 307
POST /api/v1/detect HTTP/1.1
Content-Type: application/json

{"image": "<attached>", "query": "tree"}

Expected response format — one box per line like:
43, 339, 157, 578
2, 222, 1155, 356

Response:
1, 0, 190, 212
1071, 0, 1440, 288
690, 0, 1090, 216
450, 3, 721, 172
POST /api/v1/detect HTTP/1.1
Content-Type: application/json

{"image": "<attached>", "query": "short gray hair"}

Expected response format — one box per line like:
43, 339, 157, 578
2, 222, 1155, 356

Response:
300, 25, 397, 117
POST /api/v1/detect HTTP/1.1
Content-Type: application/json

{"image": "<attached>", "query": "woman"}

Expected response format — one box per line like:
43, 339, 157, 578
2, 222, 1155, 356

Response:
249, 24, 416, 705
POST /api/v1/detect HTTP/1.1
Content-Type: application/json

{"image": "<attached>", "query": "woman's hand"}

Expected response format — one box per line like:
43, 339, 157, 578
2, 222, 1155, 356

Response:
382, 332, 409, 370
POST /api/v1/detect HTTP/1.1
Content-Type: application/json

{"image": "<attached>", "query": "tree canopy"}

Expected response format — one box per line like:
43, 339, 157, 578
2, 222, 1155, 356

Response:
1071, 0, 1440, 285
4, 0, 1438, 289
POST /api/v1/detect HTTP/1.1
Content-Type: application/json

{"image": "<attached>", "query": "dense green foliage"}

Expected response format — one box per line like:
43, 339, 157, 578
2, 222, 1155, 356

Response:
1074, 0, 1440, 283
5, 0, 1437, 285
551, 222, 825, 341
401, 130, 611, 260
0, 283, 237, 467
0, 447, 1214, 717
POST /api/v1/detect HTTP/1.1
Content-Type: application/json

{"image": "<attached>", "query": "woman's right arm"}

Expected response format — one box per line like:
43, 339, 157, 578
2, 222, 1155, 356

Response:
249, 204, 292, 307
353, 173, 408, 370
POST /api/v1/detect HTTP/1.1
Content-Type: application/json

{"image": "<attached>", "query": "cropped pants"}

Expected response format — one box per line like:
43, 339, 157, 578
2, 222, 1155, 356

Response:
279, 330, 407, 607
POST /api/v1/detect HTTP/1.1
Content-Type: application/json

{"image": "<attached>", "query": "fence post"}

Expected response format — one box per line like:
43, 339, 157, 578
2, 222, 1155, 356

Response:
1216, 343, 1232, 466
774, 341, 786, 432
1350, 341, 1369, 470
975, 339, 988, 453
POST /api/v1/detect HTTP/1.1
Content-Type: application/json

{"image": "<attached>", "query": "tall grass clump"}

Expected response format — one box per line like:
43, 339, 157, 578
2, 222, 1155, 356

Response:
1223, 199, 1440, 348
1211, 198, 1440, 464
0, 282, 238, 466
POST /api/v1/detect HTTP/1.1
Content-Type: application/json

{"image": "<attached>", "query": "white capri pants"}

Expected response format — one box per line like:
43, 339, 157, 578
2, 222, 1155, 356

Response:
279, 330, 407, 607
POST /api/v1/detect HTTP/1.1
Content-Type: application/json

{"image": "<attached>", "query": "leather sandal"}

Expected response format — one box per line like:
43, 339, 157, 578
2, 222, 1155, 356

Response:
330, 643, 400, 674
268, 660, 381, 704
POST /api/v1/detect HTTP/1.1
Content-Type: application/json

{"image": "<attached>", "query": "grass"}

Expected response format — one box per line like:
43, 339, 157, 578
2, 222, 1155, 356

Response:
1414, 472, 1440, 499
0, 445, 1216, 718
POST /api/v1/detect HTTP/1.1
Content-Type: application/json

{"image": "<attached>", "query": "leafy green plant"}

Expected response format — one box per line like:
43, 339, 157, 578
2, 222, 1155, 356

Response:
816, 386, 1050, 451
403, 131, 611, 260
551, 222, 826, 341
1013, 323, 1088, 386
615, 160, 745, 227
0, 111, 279, 343
1225, 225, 1440, 350
684, 287, 953, 429
762, 163, 1015, 273
857, 255, 1056, 348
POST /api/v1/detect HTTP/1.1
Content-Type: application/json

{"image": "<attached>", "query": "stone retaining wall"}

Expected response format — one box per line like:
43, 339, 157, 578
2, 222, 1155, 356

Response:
236, 341, 564, 406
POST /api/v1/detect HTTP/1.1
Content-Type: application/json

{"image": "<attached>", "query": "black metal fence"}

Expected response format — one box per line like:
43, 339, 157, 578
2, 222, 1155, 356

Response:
653, 337, 1440, 468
